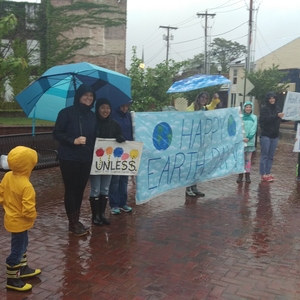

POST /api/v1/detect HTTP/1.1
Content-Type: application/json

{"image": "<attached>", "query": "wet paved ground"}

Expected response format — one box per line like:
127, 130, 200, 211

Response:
1, 139, 300, 300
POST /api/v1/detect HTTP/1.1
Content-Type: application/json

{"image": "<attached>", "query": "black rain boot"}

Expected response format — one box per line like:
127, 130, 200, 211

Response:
89, 197, 103, 226
236, 173, 243, 183
245, 173, 251, 183
191, 185, 205, 197
19, 253, 41, 279
6, 264, 32, 292
99, 195, 110, 225
67, 213, 88, 236
75, 210, 90, 232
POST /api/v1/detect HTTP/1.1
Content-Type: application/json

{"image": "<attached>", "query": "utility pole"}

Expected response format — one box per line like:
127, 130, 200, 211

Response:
159, 25, 178, 63
243, 0, 254, 103
197, 11, 216, 74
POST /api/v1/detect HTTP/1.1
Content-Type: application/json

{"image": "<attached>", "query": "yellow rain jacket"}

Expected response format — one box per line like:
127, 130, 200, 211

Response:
186, 97, 220, 111
0, 146, 38, 233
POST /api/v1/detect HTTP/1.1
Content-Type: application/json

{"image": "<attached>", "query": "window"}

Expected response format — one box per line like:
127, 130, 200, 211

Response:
230, 93, 236, 107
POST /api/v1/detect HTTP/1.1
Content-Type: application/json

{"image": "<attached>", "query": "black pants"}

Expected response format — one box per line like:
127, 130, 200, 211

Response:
59, 159, 91, 214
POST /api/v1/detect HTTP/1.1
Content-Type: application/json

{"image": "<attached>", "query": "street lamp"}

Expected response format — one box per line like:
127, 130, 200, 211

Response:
217, 65, 222, 75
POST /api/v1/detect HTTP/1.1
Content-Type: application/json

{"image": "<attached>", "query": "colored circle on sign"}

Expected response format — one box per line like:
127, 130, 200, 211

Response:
153, 122, 173, 151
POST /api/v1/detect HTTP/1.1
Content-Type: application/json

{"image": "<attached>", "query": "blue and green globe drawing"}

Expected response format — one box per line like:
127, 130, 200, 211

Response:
227, 115, 237, 136
153, 122, 173, 150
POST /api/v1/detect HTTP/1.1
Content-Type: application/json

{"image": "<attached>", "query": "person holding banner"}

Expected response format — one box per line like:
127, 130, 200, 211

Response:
89, 98, 125, 226
259, 92, 284, 182
236, 101, 257, 183
185, 92, 220, 197
53, 84, 96, 237
109, 102, 133, 215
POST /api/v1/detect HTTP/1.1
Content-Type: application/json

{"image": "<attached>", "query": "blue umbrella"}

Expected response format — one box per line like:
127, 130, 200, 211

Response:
15, 62, 132, 134
167, 74, 231, 93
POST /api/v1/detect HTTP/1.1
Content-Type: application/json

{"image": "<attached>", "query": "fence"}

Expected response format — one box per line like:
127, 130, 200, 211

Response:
0, 132, 59, 170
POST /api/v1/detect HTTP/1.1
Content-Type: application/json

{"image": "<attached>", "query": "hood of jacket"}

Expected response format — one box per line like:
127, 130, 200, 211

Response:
265, 91, 277, 108
74, 84, 96, 109
243, 101, 253, 114
8, 146, 38, 177
95, 98, 112, 122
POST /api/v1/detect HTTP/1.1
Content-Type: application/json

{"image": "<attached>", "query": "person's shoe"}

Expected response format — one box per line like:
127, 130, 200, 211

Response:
111, 207, 121, 215
261, 175, 272, 182
186, 187, 196, 197
20, 265, 41, 279
236, 173, 244, 183
191, 186, 205, 197
267, 174, 274, 181
119, 205, 132, 213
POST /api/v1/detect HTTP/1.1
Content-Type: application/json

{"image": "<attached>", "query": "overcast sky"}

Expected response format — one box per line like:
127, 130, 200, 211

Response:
126, 0, 300, 68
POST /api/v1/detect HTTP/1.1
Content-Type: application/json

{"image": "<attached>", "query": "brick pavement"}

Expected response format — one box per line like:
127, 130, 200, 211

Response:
0, 139, 300, 299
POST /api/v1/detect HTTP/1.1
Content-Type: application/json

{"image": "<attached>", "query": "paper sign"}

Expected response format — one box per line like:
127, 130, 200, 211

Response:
90, 139, 143, 175
282, 91, 300, 121
293, 123, 300, 152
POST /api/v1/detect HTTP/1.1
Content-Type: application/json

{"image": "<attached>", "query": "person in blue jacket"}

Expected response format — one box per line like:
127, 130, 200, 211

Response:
109, 102, 133, 215
53, 84, 96, 237
236, 101, 257, 183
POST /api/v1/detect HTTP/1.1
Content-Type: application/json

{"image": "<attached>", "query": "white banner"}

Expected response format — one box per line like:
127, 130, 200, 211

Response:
282, 91, 300, 121
90, 139, 143, 175
293, 123, 300, 152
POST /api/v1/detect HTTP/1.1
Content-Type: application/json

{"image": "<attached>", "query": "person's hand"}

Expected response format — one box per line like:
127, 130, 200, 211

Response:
278, 112, 284, 119
116, 135, 126, 143
243, 138, 249, 143
213, 93, 219, 99
74, 136, 86, 145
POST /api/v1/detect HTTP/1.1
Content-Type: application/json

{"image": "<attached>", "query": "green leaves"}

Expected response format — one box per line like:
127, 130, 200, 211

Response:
246, 65, 290, 109
128, 47, 183, 112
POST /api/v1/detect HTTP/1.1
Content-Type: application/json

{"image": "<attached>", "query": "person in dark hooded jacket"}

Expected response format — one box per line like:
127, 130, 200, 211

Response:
53, 84, 96, 236
89, 98, 125, 226
259, 92, 284, 182
109, 102, 133, 215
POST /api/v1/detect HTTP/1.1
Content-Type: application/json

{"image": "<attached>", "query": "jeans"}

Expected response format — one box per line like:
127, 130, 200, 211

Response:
6, 231, 28, 266
259, 136, 278, 175
89, 175, 112, 197
59, 159, 91, 214
109, 175, 129, 208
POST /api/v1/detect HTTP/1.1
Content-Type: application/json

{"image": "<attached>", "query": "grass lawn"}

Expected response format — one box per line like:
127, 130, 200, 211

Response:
0, 118, 55, 126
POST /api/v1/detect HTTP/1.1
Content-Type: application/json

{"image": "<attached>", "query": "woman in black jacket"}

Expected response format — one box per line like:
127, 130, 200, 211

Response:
53, 84, 96, 236
89, 98, 124, 226
259, 92, 284, 182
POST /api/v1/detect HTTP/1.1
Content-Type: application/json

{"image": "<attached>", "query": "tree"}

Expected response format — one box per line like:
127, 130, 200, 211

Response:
38, 0, 126, 72
0, 0, 126, 102
0, 13, 27, 99
127, 47, 183, 112
209, 38, 246, 73
246, 65, 290, 109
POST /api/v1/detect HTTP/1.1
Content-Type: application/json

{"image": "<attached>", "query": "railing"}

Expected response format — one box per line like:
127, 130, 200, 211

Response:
0, 132, 59, 170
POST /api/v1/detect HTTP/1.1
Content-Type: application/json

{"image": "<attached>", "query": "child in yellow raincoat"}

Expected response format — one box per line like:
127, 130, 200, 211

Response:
0, 146, 41, 292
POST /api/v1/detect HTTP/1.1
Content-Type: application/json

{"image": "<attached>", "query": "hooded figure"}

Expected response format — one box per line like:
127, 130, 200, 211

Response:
259, 92, 282, 139
53, 84, 97, 237
89, 98, 125, 226
237, 102, 258, 183
0, 146, 41, 292
259, 91, 284, 182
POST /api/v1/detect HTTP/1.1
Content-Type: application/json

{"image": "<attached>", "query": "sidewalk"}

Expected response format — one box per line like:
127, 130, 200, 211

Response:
0, 138, 300, 299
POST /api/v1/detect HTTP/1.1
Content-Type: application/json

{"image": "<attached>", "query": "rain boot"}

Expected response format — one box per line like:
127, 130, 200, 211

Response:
89, 197, 103, 226
236, 173, 243, 183
20, 253, 41, 279
99, 195, 110, 225
191, 185, 205, 197
186, 186, 196, 197
245, 173, 251, 183
67, 213, 88, 236
75, 210, 90, 232
6, 264, 32, 292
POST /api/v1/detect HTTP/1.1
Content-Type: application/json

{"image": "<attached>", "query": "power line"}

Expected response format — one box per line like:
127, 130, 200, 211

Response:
159, 25, 178, 62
